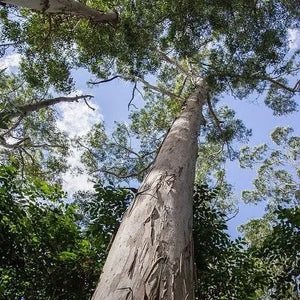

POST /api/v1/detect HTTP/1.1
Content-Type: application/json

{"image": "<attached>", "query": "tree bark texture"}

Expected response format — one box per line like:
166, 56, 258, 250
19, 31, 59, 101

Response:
93, 80, 207, 300
1, 0, 119, 25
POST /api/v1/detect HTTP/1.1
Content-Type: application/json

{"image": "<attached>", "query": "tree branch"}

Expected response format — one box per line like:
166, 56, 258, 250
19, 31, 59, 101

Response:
123, 75, 185, 102
0, 136, 29, 149
155, 49, 200, 84
1, 0, 120, 25
0, 94, 94, 120
128, 81, 138, 110
89, 74, 185, 101
0, 115, 24, 137
207, 95, 224, 136
264, 77, 300, 93
88, 75, 121, 85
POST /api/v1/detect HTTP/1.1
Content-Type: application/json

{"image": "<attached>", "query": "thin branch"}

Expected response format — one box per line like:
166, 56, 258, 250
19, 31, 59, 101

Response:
76, 139, 95, 158
128, 81, 137, 110
177, 75, 188, 97
207, 95, 224, 135
18, 148, 25, 179
0, 42, 18, 47
88, 75, 120, 85
225, 208, 239, 222
84, 98, 96, 110
89, 74, 184, 102
20, 146, 35, 164
264, 77, 300, 93
135, 86, 145, 100
0, 115, 24, 137
95, 163, 153, 179
155, 49, 190, 75
110, 142, 141, 159
29, 143, 68, 149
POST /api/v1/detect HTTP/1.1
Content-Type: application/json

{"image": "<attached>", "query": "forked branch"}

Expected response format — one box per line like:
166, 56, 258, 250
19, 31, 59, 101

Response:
89, 75, 184, 101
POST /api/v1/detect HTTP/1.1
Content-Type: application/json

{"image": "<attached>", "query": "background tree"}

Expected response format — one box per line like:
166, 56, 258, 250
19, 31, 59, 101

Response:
0, 71, 96, 181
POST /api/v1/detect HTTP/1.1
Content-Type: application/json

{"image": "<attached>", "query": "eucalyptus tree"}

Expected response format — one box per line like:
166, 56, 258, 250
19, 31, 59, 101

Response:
0, 0, 299, 299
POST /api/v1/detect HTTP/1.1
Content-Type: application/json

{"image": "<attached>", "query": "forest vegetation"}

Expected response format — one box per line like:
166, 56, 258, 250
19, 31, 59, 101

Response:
0, 0, 299, 299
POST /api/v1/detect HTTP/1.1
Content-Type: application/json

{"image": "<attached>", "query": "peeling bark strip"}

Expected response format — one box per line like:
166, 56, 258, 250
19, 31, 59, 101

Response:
93, 79, 207, 300
1, 0, 119, 25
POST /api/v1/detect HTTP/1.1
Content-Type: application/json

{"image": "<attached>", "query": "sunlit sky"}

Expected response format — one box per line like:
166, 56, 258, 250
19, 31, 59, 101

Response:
0, 28, 299, 238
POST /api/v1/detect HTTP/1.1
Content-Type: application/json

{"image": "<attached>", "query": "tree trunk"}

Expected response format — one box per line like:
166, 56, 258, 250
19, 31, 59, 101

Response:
1, 0, 119, 25
93, 80, 207, 300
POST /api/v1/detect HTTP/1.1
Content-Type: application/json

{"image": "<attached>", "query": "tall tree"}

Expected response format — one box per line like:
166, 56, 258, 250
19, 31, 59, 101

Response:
0, 1, 299, 299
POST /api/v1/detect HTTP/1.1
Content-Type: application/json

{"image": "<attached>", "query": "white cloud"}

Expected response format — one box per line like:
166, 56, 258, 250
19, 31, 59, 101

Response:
61, 150, 94, 195
56, 90, 103, 194
56, 91, 103, 138
288, 28, 300, 50
0, 53, 21, 70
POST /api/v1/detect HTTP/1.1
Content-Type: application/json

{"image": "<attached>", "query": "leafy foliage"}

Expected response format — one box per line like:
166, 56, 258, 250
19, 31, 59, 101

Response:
0, 163, 100, 299
0, 72, 70, 181
240, 207, 300, 299
239, 126, 299, 210
1, 162, 299, 298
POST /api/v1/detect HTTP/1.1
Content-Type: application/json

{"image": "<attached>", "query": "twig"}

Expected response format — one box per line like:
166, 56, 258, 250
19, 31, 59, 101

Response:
128, 81, 137, 110
84, 98, 96, 110
177, 75, 188, 97
155, 49, 198, 78
110, 142, 141, 158
124, 75, 184, 102
225, 208, 239, 222
29, 143, 68, 149
20, 146, 35, 164
88, 75, 120, 85
18, 148, 25, 179
207, 95, 224, 136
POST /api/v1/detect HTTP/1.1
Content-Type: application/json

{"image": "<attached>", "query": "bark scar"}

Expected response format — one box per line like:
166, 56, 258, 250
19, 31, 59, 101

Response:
143, 207, 160, 245
128, 249, 138, 278
117, 287, 133, 300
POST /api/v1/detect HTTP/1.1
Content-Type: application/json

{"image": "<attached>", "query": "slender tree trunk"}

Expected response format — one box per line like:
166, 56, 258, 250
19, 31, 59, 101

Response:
1, 0, 119, 25
93, 80, 207, 300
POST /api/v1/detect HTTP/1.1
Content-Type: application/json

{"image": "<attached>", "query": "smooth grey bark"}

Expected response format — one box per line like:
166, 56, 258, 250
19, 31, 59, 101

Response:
1, 0, 119, 24
93, 79, 207, 300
